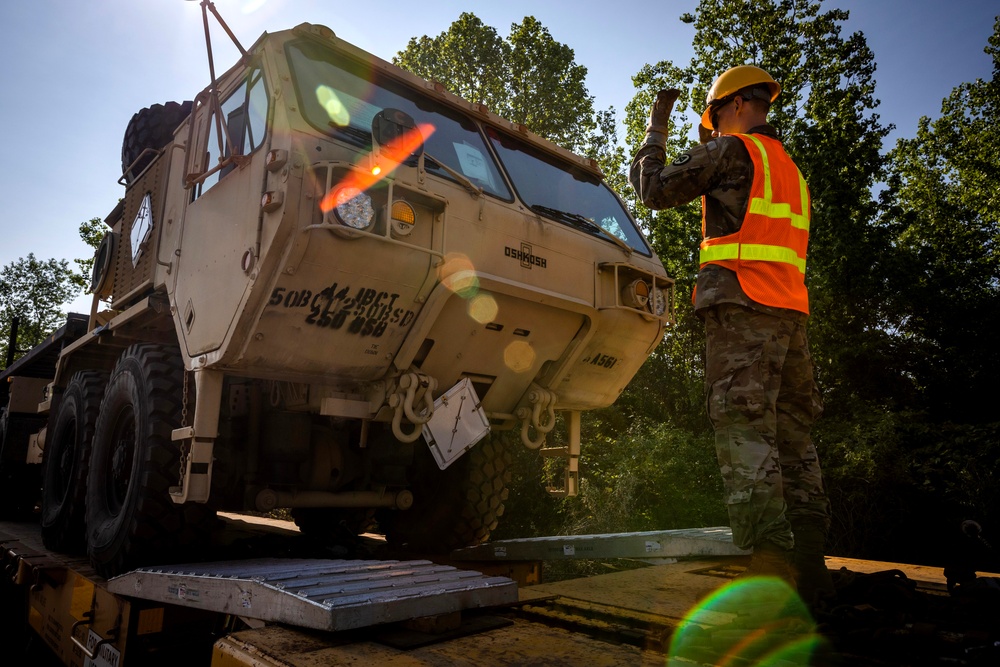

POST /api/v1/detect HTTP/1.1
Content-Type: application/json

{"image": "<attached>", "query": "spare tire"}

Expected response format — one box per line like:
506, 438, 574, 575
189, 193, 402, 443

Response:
121, 101, 193, 185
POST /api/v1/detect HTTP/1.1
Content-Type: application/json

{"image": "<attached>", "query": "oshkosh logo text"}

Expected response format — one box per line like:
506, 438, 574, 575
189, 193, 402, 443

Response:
505, 243, 547, 269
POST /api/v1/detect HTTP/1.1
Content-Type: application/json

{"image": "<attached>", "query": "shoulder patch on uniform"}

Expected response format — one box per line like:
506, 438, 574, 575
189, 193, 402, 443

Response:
671, 154, 692, 166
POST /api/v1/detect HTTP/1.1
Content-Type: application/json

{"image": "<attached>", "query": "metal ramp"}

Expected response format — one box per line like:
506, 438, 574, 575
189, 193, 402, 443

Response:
452, 527, 749, 562
108, 558, 517, 632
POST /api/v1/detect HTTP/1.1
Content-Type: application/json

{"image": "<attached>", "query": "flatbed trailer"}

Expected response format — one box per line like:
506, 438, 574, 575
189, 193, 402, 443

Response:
2, 515, 999, 667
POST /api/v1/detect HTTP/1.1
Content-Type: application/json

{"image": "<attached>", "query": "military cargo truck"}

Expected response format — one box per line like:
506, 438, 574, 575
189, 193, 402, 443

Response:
3, 5, 672, 577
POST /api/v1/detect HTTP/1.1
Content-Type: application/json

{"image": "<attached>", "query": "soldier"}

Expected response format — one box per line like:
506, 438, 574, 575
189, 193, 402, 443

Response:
629, 66, 834, 604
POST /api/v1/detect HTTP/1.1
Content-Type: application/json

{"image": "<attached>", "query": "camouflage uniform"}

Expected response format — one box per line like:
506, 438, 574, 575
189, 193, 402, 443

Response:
630, 125, 830, 551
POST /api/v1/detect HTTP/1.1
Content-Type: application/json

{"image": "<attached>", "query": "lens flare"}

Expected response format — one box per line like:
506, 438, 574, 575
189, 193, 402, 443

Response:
438, 253, 479, 299
667, 576, 826, 667
320, 123, 435, 214
468, 293, 498, 323
316, 85, 350, 127
504, 341, 536, 373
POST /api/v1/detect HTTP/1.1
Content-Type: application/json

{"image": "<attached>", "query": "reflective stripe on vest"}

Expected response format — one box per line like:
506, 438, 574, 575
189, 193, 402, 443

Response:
698, 133, 811, 313
744, 134, 811, 233
699, 242, 807, 273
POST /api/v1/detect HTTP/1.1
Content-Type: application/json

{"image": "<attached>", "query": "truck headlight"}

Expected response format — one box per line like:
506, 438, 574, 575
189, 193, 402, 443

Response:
651, 286, 667, 317
330, 186, 374, 231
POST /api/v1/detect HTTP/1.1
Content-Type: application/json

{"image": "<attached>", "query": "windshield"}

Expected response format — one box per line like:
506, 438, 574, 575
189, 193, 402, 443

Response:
486, 127, 651, 255
287, 40, 511, 199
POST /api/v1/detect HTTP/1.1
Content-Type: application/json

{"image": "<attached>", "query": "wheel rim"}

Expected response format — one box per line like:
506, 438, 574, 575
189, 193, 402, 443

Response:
107, 405, 137, 515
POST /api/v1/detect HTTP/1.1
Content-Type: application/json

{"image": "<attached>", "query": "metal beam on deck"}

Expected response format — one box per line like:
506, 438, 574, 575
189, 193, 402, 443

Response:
452, 527, 748, 562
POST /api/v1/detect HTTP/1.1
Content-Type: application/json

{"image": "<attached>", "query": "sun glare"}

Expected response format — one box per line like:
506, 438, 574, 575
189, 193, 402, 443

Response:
316, 85, 350, 127
468, 294, 499, 324
504, 341, 536, 373
319, 123, 435, 213
240, 0, 270, 14
667, 576, 825, 666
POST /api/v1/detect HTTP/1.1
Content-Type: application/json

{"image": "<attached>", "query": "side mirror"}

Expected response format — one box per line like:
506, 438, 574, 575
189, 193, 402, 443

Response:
371, 108, 425, 162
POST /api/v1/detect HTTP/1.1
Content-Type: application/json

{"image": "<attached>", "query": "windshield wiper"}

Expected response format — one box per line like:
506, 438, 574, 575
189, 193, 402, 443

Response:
421, 153, 483, 198
530, 205, 632, 255
329, 123, 372, 149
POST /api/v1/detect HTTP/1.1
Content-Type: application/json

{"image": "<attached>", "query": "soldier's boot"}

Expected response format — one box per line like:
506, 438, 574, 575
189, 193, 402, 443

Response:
738, 541, 796, 585
790, 523, 836, 607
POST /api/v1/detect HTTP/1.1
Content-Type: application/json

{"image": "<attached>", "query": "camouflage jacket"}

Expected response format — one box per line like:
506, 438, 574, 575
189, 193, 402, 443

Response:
629, 124, 806, 322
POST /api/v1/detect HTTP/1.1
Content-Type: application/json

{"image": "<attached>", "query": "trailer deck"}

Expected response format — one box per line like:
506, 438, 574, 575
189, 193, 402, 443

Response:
3, 514, 1000, 666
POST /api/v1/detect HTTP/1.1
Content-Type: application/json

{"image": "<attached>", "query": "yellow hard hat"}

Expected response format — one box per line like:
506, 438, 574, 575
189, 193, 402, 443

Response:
701, 65, 781, 130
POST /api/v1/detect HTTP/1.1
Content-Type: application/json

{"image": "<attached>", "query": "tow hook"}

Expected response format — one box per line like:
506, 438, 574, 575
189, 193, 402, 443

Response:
517, 386, 557, 449
388, 371, 437, 443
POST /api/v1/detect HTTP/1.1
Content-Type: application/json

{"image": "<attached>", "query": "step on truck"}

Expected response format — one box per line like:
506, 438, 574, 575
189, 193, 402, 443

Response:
0, 1, 672, 578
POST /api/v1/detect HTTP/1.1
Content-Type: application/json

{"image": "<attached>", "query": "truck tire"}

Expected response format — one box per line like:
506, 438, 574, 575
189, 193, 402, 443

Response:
85, 344, 215, 577
121, 101, 193, 186
40, 371, 108, 552
380, 436, 511, 553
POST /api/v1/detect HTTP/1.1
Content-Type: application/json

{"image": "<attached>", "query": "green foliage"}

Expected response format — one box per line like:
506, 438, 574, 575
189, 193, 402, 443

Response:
394, 13, 510, 112
71, 217, 110, 290
878, 17, 1000, 422
393, 13, 601, 157
504, 16, 596, 152
564, 419, 726, 534
0, 254, 77, 365
495, 417, 726, 541
583, 106, 628, 197
618, 61, 707, 443
820, 409, 1000, 566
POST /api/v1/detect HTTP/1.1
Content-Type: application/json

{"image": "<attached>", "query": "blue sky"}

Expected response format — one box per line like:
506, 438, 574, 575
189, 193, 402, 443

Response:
1, 0, 996, 313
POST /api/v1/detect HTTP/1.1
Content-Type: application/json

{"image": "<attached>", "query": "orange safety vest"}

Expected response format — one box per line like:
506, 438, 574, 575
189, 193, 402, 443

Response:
699, 133, 811, 314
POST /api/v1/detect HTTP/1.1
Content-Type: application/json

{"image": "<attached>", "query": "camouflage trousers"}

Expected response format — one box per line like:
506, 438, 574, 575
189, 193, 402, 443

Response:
703, 303, 830, 551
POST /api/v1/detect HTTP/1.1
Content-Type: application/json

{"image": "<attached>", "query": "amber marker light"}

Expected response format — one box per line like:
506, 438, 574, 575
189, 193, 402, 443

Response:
265, 149, 288, 171
261, 191, 284, 212
390, 200, 416, 238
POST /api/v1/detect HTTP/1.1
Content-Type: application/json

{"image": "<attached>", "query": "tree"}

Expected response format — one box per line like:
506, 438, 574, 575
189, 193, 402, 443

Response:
71, 217, 110, 290
394, 13, 510, 111
837, 18, 1000, 566
0, 254, 77, 366
394, 13, 600, 156
620, 63, 707, 437
879, 17, 1000, 423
